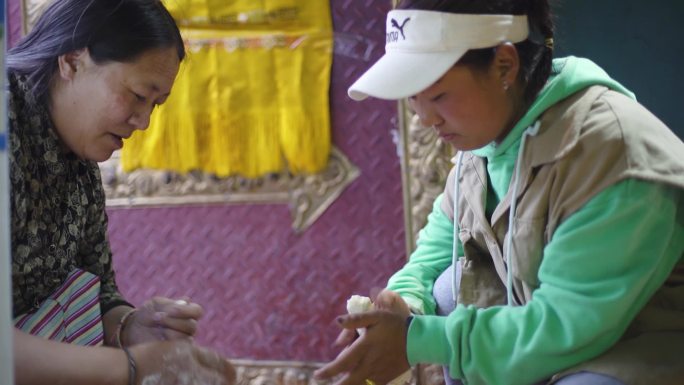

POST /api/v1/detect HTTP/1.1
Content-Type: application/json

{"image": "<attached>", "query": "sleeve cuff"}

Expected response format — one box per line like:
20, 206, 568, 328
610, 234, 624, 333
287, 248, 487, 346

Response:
406, 315, 454, 367
404, 296, 427, 315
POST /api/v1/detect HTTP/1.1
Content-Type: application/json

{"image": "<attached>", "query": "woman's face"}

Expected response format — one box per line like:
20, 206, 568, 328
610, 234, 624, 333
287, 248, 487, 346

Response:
408, 57, 516, 151
50, 47, 180, 162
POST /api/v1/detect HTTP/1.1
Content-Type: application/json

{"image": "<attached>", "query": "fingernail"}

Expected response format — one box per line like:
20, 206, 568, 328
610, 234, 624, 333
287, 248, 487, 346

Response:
175, 299, 188, 306
153, 312, 165, 322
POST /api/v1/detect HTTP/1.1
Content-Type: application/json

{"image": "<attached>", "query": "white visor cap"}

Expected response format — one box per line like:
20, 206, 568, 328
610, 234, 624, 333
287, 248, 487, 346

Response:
348, 10, 529, 101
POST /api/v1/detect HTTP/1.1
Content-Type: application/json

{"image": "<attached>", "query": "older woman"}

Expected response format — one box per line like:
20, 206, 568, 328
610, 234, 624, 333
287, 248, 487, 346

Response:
8, 0, 235, 384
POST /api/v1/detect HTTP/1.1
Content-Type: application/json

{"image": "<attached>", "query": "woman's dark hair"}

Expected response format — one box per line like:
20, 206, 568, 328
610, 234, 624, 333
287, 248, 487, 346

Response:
397, 0, 554, 104
7, 0, 185, 103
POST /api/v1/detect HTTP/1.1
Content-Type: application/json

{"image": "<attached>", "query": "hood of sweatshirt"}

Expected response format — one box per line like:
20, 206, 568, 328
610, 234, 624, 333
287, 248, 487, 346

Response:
469, 56, 635, 201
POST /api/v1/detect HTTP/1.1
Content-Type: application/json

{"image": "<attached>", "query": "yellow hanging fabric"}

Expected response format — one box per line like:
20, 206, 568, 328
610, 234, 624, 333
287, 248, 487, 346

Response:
120, 0, 333, 178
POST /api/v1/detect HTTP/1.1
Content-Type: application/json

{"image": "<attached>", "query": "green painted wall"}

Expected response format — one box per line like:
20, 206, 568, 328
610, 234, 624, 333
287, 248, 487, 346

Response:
553, 1, 683, 138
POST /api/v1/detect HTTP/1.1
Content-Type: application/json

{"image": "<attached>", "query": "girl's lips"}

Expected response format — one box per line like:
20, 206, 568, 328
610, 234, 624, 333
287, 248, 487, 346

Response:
439, 132, 458, 140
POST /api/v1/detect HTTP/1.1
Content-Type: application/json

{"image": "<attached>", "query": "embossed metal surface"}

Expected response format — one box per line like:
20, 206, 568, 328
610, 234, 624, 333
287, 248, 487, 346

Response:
229, 359, 418, 385
106, 0, 402, 363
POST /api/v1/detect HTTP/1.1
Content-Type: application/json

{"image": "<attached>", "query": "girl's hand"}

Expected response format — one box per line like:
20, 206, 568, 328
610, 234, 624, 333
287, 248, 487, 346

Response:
314, 311, 410, 385
372, 290, 411, 317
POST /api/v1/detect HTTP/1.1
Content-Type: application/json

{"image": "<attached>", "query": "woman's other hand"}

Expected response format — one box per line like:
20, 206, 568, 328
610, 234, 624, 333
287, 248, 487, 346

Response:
130, 340, 236, 385
124, 297, 204, 346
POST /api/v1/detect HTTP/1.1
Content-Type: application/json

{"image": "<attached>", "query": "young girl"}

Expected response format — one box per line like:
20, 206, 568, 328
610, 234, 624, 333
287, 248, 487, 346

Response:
315, 1, 684, 384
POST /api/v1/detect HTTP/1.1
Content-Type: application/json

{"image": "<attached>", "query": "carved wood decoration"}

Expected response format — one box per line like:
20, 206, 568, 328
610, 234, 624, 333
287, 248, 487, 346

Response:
20, 0, 48, 34
230, 360, 327, 385
99, 147, 360, 233
390, 0, 455, 254
229, 360, 421, 385
397, 104, 452, 385
397, 102, 455, 255
416, 363, 448, 385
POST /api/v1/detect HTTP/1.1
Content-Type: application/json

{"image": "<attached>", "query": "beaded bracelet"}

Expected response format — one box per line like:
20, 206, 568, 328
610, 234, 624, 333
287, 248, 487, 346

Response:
113, 308, 138, 348
122, 345, 137, 385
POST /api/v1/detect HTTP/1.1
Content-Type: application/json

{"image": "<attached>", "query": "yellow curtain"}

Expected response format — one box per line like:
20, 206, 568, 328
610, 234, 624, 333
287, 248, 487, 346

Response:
120, 0, 333, 178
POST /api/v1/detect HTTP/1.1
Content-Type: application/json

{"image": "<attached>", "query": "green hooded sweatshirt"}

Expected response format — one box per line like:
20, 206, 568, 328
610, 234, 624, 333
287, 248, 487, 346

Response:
386, 57, 684, 385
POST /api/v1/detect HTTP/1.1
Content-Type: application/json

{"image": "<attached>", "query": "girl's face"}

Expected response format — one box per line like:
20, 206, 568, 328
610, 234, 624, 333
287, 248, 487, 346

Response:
408, 48, 519, 151
50, 46, 180, 162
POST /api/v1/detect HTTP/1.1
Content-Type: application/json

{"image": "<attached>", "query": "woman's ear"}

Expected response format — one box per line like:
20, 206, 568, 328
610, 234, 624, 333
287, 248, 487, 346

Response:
56, 48, 90, 81
493, 42, 520, 88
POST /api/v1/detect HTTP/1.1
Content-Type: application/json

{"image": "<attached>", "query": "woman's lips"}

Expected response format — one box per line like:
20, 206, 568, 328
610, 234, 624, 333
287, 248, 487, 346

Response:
109, 133, 124, 149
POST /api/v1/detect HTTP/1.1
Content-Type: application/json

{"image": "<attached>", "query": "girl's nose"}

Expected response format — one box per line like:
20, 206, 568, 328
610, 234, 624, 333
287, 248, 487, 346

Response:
410, 97, 443, 128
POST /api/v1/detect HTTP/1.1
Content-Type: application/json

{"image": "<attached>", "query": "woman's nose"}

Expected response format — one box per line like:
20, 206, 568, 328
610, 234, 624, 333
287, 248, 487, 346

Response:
128, 106, 152, 130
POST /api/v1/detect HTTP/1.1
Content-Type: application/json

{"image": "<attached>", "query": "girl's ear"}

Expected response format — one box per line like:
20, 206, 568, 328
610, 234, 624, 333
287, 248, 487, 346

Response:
56, 48, 90, 81
493, 42, 520, 87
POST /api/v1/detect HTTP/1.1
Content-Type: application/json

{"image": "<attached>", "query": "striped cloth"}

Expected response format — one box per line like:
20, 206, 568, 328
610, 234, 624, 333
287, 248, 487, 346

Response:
14, 268, 104, 346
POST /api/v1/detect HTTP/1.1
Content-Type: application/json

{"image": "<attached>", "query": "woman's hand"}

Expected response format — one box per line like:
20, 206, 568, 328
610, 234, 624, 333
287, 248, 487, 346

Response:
314, 310, 410, 385
130, 340, 236, 385
123, 297, 204, 346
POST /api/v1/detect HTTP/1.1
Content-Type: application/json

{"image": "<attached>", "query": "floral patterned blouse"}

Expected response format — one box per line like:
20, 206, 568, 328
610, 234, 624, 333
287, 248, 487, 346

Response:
9, 73, 129, 317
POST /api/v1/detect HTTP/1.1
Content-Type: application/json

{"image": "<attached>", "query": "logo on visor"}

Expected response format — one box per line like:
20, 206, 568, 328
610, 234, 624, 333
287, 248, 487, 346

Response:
387, 17, 410, 43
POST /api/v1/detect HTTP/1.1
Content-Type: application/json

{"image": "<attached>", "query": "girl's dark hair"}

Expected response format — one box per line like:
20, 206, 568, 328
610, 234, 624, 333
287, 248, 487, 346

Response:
397, 0, 554, 104
7, 0, 185, 103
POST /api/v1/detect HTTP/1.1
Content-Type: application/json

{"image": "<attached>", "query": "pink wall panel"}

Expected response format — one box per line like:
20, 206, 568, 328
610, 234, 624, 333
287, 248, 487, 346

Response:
108, 0, 403, 362
7, 0, 22, 48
